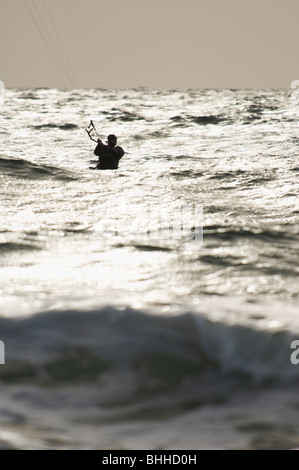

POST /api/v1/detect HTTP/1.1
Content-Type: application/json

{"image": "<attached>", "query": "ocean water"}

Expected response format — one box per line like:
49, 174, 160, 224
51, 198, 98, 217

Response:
0, 88, 298, 449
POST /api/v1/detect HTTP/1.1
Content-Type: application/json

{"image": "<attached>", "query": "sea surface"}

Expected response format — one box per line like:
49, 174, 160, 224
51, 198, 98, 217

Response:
0, 88, 298, 449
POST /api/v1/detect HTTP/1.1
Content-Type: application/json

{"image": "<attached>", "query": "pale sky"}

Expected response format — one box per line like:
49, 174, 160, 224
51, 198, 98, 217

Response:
0, 0, 298, 89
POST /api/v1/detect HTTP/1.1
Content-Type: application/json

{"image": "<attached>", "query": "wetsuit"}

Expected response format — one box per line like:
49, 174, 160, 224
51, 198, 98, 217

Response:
94, 143, 124, 170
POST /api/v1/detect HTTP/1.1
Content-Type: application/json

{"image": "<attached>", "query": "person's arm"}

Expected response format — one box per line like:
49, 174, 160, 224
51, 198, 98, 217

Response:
115, 146, 125, 159
94, 139, 103, 157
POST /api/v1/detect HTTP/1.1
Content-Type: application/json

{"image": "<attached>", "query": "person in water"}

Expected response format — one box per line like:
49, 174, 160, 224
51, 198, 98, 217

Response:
94, 134, 124, 170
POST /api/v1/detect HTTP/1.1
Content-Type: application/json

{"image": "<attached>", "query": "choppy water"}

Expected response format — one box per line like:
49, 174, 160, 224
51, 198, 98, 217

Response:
0, 88, 298, 449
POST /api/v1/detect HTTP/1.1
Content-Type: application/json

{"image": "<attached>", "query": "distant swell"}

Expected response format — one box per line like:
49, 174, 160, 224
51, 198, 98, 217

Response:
0, 157, 76, 181
170, 114, 226, 126
204, 225, 297, 243
103, 110, 146, 122
170, 170, 204, 179
209, 170, 247, 180
198, 254, 298, 277
32, 123, 78, 130
0, 242, 41, 253
190, 115, 225, 125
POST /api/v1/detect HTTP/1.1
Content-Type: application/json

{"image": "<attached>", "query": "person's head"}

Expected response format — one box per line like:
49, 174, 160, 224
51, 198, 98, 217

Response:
107, 134, 117, 147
